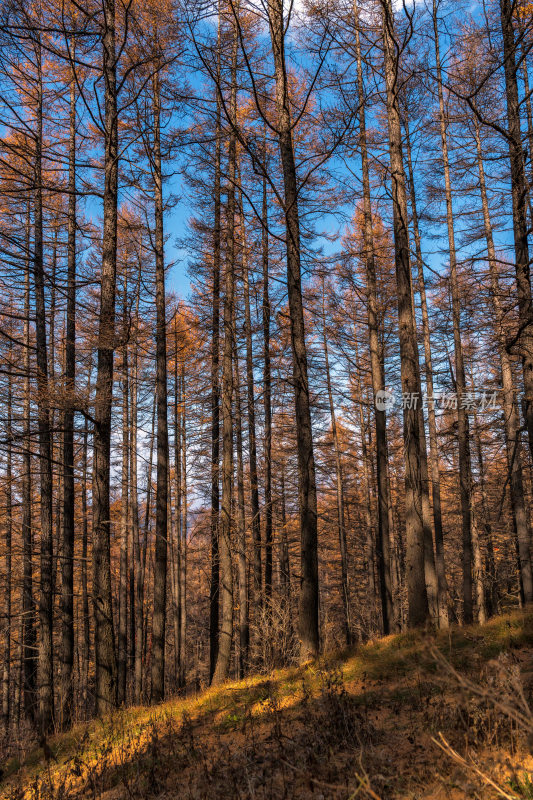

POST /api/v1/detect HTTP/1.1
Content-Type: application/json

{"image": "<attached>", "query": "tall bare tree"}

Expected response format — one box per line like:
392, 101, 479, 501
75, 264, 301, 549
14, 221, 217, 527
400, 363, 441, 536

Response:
267, 0, 319, 658
380, 0, 429, 626
92, 0, 119, 714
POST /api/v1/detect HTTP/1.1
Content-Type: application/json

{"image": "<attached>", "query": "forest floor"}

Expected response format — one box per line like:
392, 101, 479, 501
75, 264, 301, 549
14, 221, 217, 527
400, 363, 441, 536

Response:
2, 611, 533, 799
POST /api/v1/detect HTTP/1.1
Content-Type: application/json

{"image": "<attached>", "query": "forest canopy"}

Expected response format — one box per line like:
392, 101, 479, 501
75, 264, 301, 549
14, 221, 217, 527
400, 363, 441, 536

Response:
0, 0, 531, 748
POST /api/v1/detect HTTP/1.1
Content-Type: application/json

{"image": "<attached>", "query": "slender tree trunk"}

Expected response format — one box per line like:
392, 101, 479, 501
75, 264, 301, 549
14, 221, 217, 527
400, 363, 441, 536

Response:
49, 234, 58, 602
381, 0, 428, 627
473, 116, 533, 604
279, 462, 291, 602
261, 174, 272, 612
3, 349, 13, 726
92, 0, 119, 713
521, 49, 533, 185
14, 619, 22, 727
22, 205, 36, 722
212, 8, 238, 684
404, 116, 449, 627
471, 402, 491, 623
117, 282, 129, 706
132, 280, 143, 703
34, 38, 54, 731
143, 398, 156, 682
241, 212, 263, 603
467, 507, 485, 625
80, 363, 91, 718
179, 365, 187, 689
151, 63, 169, 704
169, 475, 178, 689
415, 360, 439, 623
500, 0, 533, 469
59, 68, 77, 727
268, 0, 319, 659
233, 323, 249, 678
209, 12, 222, 682
353, 337, 378, 631
173, 324, 182, 688
433, 0, 474, 624
354, 1, 394, 633
322, 281, 352, 645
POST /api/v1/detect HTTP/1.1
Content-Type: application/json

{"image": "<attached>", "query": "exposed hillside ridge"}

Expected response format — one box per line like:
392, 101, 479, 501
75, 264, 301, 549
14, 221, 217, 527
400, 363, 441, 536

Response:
2, 610, 533, 799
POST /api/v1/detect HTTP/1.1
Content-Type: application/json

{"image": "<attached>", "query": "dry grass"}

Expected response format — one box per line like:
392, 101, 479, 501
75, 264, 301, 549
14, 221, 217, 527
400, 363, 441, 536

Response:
2, 610, 533, 799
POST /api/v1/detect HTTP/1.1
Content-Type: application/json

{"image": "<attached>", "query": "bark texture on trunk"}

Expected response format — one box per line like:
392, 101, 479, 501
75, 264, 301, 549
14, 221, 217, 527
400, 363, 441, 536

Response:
179, 368, 187, 689
354, 0, 394, 632
474, 117, 533, 604
500, 0, 533, 470
403, 116, 449, 628
151, 63, 169, 704
322, 283, 352, 645
92, 0, 119, 714
173, 326, 182, 689
118, 283, 129, 706
209, 16, 222, 682
34, 39, 55, 732
433, 1, 474, 623
212, 10, 238, 684
268, 0, 319, 659
3, 351, 12, 725
132, 279, 143, 703
60, 69, 77, 726
233, 321, 249, 678
262, 175, 271, 614
22, 206, 36, 722
353, 337, 378, 631
241, 215, 262, 605
381, 0, 428, 627
80, 364, 92, 716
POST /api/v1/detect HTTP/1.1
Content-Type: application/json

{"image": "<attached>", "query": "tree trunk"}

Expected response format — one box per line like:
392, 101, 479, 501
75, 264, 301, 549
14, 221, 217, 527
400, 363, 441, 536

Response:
433, 0, 474, 624
240, 207, 263, 606
212, 9, 237, 684
261, 174, 271, 613
92, 0, 119, 713
179, 365, 187, 689
80, 363, 91, 718
132, 279, 143, 703
118, 281, 129, 706
3, 348, 13, 726
353, 336, 378, 632
322, 281, 352, 645
233, 320, 249, 678
268, 0, 320, 659
473, 116, 533, 604
209, 12, 222, 682
471, 402, 492, 622
381, 0, 428, 627
59, 68, 77, 727
279, 462, 291, 602
500, 0, 533, 470
151, 63, 169, 704
34, 38, 54, 731
14, 618, 22, 727
142, 400, 156, 687
403, 115, 449, 628
416, 371, 439, 624
354, 0, 394, 633
22, 204, 36, 722
173, 324, 182, 688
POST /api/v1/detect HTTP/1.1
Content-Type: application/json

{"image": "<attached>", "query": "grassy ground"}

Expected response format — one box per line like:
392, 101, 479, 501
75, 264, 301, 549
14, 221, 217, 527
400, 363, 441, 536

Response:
2, 610, 533, 799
